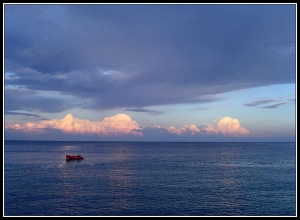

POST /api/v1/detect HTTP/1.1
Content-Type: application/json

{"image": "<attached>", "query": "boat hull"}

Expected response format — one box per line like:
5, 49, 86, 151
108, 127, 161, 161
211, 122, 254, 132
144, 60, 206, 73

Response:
66, 154, 84, 160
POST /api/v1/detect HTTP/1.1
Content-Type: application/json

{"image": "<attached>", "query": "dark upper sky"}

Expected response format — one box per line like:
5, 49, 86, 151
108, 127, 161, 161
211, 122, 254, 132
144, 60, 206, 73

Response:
4, 4, 295, 114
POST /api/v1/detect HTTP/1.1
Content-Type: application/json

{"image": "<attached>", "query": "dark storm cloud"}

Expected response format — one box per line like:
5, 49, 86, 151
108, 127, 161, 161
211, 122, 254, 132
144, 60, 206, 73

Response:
5, 87, 75, 113
124, 108, 157, 113
5, 110, 43, 118
124, 107, 163, 115
260, 102, 289, 109
4, 4, 296, 113
244, 97, 294, 109
244, 99, 276, 107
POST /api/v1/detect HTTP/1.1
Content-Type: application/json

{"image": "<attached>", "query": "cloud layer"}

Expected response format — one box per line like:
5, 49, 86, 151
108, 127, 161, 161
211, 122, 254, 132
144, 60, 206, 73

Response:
244, 98, 295, 109
5, 113, 143, 136
5, 114, 249, 138
4, 4, 296, 114
203, 116, 250, 137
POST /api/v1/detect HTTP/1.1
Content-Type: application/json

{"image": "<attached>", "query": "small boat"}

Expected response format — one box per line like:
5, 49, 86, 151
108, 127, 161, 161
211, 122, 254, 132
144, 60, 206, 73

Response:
66, 154, 84, 160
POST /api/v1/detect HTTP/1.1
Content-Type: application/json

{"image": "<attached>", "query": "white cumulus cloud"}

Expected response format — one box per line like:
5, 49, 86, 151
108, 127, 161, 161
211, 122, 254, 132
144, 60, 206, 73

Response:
5, 113, 143, 136
167, 124, 201, 135
5, 114, 249, 138
203, 116, 249, 137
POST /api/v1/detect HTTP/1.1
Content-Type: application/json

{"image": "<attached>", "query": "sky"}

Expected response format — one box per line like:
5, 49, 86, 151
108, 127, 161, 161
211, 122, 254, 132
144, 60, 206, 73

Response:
3, 3, 296, 142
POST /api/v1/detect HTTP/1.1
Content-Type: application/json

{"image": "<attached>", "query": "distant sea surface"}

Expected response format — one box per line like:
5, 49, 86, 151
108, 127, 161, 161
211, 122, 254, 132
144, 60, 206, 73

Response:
4, 141, 296, 216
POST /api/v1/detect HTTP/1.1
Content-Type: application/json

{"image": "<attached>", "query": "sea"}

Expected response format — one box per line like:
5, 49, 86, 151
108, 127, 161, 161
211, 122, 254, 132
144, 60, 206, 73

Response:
3, 141, 296, 217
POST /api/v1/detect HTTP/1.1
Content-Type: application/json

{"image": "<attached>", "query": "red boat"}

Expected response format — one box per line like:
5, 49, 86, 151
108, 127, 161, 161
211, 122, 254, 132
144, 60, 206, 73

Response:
66, 154, 84, 160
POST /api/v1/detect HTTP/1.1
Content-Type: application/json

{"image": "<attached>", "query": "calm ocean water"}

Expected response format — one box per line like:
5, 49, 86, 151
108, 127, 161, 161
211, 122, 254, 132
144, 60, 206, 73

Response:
4, 141, 296, 216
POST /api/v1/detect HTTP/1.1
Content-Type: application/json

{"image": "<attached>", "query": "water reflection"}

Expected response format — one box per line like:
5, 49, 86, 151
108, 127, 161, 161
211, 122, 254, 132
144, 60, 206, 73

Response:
65, 159, 84, 163
61, 145, 80, 151
56, 144, 136, 215
213, 147, 243, 215
105, 147, 135, 212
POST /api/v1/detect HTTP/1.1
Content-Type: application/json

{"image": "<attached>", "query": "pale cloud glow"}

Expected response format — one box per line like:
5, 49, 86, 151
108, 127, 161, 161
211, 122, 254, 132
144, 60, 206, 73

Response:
203, 116, 250, 137
167, 126, 182, 135
167, 124, 201, 135
5, 113, 143, 136
157, 117, 248, 137
5, 114, 250, 138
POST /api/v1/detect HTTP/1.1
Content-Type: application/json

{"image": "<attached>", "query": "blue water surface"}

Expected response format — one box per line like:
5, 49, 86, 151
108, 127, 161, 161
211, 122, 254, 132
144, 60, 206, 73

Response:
4, 141, 296, 216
